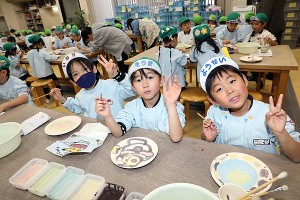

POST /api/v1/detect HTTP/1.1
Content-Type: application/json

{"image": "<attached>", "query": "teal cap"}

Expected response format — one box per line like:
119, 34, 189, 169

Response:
244, 12, 255, 20
193, 15, 203, 25
55, 27, 64, 33
3, 42, 16, 51
219, 16, 227, 23
0, 56, 10, 69
28, 35, 41, 43
251, 13, 267, 23
179, 17, 190, 26
159, 26, 177, 39
227, 12, 240, 23
193, 24, 210, 40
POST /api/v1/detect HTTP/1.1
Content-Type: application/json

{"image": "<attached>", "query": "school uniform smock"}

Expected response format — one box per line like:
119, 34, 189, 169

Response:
7, 55, 27, 78
156, 47, 187, 87
116, 95, 186, 134
189, 41, 224, 83
216, 26, 239, 45
63, 75, 135, 120
27, 49, 58, 78
54, 36, 74, 49
237, 24, 253, 42
91, 22, 133, 58
25, 34, 33, 48
243, 29, 277, 44
213, 25, 226, 35
42, 36, 55, 51
178, 28, 195, 46
0, 76, 33, 106
206, 96, 300, 155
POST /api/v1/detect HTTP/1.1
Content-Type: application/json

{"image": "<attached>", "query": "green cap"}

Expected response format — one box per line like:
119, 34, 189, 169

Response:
55, 27, 64, 33
251, 13, 267, 23
219, 16, 227, 23
45, 29, 51, 36
0, 56, 10, 69
15, 31, 20, 35
28, 35, 41, 43
114, 23, 123, 29
72, 25, 78, 30
21, 30, 27, 35
244, 12, 255, 20
209, 14, 216, 21
159, 26, 177, 39
193, 15, 203, 25
227, 12, 240, 23
27, 30, 33, 34
179, 17, 190, 26
116, 16, 122, 22
193, 24, 210, 40
70, 29, 80, 35
39, 32, 45, 36
65, 24, 71, 29
3, 42, 16, 51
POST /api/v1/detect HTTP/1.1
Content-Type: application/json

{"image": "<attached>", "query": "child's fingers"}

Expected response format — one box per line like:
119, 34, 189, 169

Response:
275, 94, 283, 112
269, 96, 275, 111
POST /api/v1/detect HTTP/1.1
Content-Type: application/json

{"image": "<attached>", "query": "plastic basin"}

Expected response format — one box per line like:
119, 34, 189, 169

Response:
236, 42, 259, 54
0, 122, 22, 158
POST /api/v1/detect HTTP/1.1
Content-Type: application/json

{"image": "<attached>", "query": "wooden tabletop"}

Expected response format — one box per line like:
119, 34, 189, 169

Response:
0, 104, 299, 199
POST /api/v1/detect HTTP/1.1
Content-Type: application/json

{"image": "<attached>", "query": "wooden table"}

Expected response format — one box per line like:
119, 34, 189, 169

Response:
0, 104, 300, 199
124, 45, 299, 104
128, 34, 143, 54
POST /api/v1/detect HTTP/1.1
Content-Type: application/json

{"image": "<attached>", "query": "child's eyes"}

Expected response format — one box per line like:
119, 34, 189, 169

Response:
229, 79, 236, 84
216, 88, 222, 93
147, 76, 154, 80
134, 78, 141, 82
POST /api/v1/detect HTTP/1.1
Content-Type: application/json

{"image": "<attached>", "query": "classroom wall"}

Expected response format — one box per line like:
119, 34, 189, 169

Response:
0, 0, 27, 31
39, 6, 63, 29
79, 0, 91, 24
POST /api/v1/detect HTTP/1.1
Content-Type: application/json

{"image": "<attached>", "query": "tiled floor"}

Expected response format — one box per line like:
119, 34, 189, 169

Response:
41, 48, 300, 140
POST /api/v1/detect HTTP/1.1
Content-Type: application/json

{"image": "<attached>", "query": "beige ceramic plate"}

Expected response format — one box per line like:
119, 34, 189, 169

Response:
44, 116, 81, 136
240, 56, 262, 63
111, 137, 158, 169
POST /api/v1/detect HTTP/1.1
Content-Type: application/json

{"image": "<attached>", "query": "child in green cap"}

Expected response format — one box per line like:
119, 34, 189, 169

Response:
25, 30, 34, 48
190, 24, 223, 83
207, 14, 217, 33
157, 26, 187, 90
43, 29, 55, 51
238, 12, 255, 42
53, 27, 74, 49
193, 15, 203, 26
243, 13, 278, 46
64, 24, 72, 37
0, 55, 33, 112
214, 16, 227, 35
216, 12, 240, 45
178, 17, 195, 46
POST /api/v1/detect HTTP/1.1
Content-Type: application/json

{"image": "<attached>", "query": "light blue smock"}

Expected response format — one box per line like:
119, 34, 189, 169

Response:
116, 95, 186, 134
7, 54, 28, 78
54, 36, 74, 49
216, 26, 239, 45
237, 24, 253, 43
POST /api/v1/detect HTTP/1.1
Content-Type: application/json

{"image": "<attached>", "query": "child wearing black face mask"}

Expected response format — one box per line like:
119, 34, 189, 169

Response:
51, 52, 135, 120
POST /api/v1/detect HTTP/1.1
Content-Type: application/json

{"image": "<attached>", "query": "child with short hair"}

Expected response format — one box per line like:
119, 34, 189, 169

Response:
200, 56, 300, 162
95, 57, 186, 142
213, 16, 227, 35
178, 17, 195, 46
190, 24, 223, 83
0, 56, 33, 112
3, 42, 29, 81
53, 27, 74, 49
51, 53, 135, 120
237, 12, 255, 42
157, 26, 187, 90
216, 12, 240, 45
243, 13, 278, 46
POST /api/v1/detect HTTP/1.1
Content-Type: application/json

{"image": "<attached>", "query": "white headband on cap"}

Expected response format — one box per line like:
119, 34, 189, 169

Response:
128, 57, 161, 78
199, 56, 239, 92
62, 52, 88, 78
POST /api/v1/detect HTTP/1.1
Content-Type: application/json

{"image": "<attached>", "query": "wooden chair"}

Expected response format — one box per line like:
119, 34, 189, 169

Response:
248, 90, 263, 101
25, 76, 38, 85
30, 79, 59, 107
180, 87, 210, 120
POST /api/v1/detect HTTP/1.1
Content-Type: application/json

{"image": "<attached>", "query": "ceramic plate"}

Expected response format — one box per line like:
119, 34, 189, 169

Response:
111, 137, 158, 169
240, 56, 262, 63
210, 152, 273, 192
44, 116, 81, 136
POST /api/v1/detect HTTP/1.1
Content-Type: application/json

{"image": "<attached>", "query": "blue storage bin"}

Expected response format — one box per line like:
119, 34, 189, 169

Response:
171, 13, 183, 21
115, 5, 127, 12
173, 0, 184, 7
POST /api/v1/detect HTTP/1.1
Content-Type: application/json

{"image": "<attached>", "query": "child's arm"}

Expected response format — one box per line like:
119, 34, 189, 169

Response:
266, 94, 300, 162
0, 94, 28, 112
267, 37, 278, 46
51, 88, 66, 103
162, 76, 183, 142
95, 97, 123, 137
202, 118, 218, 141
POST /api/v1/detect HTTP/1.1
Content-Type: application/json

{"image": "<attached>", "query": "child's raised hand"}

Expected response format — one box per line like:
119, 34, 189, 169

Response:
98, 55, 118, 78
203, 119, 218, 142
162, 76, 181, 106
266, 94, 287, 135
95, 96, 112, 118
51, 88, 66, 103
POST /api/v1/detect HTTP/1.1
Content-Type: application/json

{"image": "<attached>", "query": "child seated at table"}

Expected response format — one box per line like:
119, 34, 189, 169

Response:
237, 12, 254, 42
157, 26, 187, 90
52, 27, 74, 49
51, 52, 135, 120
243, 13, 278, 46
189, 24, 223, 83
43, 29, 55, 51
213, 16, 227, 35
95, 57, 186, 142
0, 56, 33, 112
27, 35, 61, 101
178, 17, 195, 46
207, 14, 217, 33
199, 56, 300, 162
216, 12, 240, 45
3, 42, 29, 81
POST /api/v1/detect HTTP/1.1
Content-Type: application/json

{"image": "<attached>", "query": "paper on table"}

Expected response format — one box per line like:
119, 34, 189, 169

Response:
79, 123, 110, 135
0, 112, 5, 116
21, 112, 51, 136
250, 49, 272, 57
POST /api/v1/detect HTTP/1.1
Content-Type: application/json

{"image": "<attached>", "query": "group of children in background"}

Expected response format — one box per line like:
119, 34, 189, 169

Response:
1, 11, 300, 162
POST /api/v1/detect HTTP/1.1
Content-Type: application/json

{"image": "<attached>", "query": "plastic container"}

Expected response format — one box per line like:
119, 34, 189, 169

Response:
0, 122, 22, 158
96, 182, 126, 200
125, 192, 145, 200
47, 166, 84, 200
68, 174, 105, 200
9, 158, 48, 190
27, 162, 66, 197
236, 42, 259, 54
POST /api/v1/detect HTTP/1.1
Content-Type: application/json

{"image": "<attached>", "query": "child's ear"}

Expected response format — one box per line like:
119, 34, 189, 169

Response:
242, 74, 249, 87
208, 96, 218, 105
